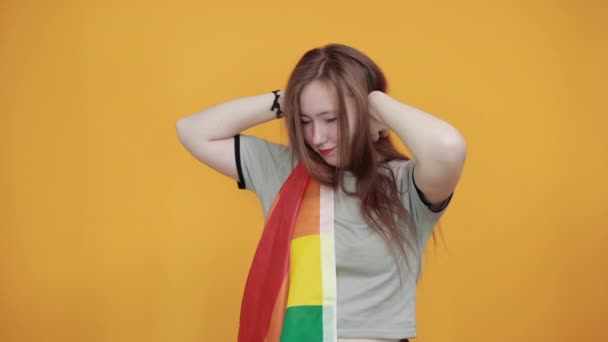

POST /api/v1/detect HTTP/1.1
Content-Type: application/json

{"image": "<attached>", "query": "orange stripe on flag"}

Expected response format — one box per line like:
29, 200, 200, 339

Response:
292, 180, 320, 239
264, 275, 289, 342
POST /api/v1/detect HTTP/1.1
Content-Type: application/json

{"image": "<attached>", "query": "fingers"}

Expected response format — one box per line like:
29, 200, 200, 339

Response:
369, 114, 389, 142
371, 123, 389, 140
371, 128, 389, 142
379, 128, 388, 138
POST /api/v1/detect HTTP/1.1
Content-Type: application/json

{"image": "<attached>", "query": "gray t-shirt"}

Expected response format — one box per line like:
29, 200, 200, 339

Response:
235, 134, 451, 339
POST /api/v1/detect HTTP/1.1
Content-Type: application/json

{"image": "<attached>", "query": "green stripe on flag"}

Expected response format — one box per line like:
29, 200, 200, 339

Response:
281, 305, 323, 341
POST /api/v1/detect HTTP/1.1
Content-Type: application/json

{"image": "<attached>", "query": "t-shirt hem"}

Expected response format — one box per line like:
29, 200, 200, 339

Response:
337, 328, 417, 339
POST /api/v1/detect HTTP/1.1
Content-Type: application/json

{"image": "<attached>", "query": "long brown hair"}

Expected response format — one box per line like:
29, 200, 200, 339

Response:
283, 43, 421, 275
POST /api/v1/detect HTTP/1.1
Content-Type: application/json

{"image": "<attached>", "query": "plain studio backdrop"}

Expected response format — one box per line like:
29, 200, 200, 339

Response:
1, 0, 606, 341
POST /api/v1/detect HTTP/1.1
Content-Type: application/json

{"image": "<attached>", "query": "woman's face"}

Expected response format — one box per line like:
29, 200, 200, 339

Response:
299, 80, 356, 167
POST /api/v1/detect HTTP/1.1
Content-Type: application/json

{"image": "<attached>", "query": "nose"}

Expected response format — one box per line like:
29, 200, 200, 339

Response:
311, 122, 328, 147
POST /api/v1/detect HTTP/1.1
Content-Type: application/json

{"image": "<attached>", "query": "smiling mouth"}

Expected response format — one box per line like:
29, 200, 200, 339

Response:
319, 147, 335, 156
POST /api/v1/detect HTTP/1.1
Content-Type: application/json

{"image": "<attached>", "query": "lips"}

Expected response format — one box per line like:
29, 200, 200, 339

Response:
319, 147, 335, 156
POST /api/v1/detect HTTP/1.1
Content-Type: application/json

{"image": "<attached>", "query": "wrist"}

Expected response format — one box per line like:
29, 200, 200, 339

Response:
368, 91, 387, 123
271, 89, 284, 119
368, 91, 382, 111
368, 90, 384, 102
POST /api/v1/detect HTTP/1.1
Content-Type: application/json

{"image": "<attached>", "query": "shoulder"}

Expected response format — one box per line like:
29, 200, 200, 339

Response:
236, 134, 299, 191
386, 158, 451, 213
385, 158, 413, 187
238, 134, 292, 154
238, 134, 298, 165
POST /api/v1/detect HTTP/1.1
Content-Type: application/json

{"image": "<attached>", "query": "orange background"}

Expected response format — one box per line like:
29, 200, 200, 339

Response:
1, 0, 606, 341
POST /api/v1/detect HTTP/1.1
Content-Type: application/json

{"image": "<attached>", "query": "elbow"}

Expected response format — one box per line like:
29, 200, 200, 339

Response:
438, 128, 467, 164
175, 118, 192, 145
175, 119, 185, 139
176, 118, 214, 147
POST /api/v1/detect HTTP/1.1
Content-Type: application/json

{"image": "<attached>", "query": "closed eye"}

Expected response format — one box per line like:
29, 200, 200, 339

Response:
300, 118, 335, 125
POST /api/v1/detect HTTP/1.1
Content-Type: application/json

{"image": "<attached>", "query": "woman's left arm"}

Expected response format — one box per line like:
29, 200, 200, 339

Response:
369, 91, 467, 205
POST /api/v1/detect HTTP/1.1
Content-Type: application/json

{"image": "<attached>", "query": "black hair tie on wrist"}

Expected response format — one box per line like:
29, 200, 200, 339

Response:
271, 90, 284, 119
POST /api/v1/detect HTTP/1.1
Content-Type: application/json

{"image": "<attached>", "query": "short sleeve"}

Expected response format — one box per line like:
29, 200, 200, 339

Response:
394, 159, 453, 246
234, 134, 298, 217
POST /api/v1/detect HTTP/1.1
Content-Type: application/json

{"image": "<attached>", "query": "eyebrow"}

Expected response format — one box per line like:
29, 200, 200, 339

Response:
300, 111, 334, 117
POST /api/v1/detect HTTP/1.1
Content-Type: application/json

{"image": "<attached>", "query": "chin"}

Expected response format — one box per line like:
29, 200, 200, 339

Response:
323, 158, 336, 166
323, 157, 339, 167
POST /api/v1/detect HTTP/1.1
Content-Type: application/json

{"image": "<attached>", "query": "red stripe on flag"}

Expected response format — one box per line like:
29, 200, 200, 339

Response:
238, 164, 310, 342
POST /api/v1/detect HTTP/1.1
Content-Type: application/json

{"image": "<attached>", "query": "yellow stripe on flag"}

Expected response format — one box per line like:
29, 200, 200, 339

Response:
286, 235, 322, 307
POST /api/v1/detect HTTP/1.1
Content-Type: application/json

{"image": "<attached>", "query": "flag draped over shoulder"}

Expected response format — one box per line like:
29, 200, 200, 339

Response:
238, 163, 337, 342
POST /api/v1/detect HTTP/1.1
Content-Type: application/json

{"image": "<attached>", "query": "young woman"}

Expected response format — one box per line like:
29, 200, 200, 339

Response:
176, 43, 467, 342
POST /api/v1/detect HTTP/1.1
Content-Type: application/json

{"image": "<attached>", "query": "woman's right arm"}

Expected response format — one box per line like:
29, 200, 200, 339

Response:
175, 91, 283, 181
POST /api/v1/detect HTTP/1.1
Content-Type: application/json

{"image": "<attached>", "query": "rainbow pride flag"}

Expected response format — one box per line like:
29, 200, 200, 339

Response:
238, 164, 337, 342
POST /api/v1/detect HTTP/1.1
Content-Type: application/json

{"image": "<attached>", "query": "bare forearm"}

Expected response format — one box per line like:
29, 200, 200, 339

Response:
369, 91, 466, 164
176, 91, 282, 142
